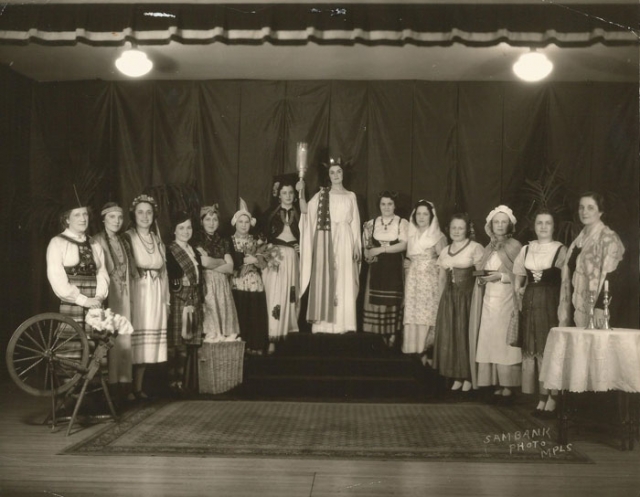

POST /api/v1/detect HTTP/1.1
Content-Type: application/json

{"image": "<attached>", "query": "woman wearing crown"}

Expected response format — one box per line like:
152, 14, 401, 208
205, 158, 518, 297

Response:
297, 157, 361, 334
122, 194, 169, 400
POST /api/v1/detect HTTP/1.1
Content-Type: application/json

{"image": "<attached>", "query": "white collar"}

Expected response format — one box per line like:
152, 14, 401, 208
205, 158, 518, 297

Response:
62, 228, 86, 242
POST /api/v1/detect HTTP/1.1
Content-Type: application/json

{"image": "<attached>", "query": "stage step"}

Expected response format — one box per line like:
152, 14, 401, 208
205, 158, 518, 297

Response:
238, 332, 440, 400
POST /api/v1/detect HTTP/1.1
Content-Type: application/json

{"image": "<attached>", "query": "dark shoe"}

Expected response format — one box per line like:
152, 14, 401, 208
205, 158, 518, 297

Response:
531, 409, 545, 418
496, 394, 515, 406
539, 409, 557, 420
133, 390, 150, 402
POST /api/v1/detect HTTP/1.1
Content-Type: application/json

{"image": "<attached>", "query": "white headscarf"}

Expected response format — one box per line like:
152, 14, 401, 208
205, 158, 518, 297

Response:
484, 204, 516, 240
407, 200, 445, 256
231, 198, 256, 227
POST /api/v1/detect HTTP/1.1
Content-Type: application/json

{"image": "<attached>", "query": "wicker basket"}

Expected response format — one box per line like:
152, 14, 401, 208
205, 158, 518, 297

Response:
198, 341, 245, 394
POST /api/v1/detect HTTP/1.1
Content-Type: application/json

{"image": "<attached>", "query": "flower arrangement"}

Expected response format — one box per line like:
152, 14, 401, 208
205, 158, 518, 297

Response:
257, 242, 283, 271
238, 237, 283, 276
204, 332, 242, 344
85, 308, 134, 338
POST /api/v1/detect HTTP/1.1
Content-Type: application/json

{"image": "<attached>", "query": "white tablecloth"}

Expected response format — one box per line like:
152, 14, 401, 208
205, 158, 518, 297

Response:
540, 327, 640, 393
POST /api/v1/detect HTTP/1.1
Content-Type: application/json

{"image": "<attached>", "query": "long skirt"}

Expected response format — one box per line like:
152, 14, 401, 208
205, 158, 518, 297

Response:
402, 254, 441, 353
475, 279, 522, 387
520, 282, 560, 393
168, 285, 202, 348
233, 289, 269, 352
58, 275, 96, 378
202, 270, 240, 340
433, 267, 475, 379
520, 283, 560, 358
59, 275, 96, 333
106, 279, 132, 384
362, 252, 404, 335
131, 274, 167, 364
263, 246, 299, 341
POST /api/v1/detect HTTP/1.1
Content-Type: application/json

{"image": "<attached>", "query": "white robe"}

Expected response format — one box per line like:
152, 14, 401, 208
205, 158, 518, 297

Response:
300, 189, 361, 333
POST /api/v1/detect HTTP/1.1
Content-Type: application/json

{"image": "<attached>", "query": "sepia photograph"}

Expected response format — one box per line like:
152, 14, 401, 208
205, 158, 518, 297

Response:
0, 0, 639, 495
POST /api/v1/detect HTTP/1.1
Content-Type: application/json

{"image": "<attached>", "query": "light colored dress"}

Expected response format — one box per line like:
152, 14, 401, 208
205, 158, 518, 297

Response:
199, 232, 240, 341
402, 233, 447, 354
125, 229, 168, 365
475, 251, 522, 384
262, 206, 300, 341
300, 188, 361, 334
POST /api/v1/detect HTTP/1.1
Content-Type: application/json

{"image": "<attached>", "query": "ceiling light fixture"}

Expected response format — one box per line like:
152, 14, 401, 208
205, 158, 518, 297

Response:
513, 50, 553, 82
115, 42, 153, 77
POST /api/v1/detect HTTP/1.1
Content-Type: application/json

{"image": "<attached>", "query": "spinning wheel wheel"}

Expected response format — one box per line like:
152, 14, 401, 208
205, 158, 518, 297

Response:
6, 313, 90, 397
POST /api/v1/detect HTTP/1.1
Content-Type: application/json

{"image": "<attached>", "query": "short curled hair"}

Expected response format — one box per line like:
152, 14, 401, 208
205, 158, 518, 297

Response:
579, 191, 605, 213
448, 212, 474, 239
59, 206, 92, 231
531, 207, 556, 233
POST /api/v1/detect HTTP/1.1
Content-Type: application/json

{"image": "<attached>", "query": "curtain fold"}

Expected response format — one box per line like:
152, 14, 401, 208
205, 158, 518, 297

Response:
9, 77, 639, 329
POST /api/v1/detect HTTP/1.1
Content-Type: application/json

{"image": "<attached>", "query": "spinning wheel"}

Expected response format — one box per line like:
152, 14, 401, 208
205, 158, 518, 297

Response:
6, 313, 90, 397
6, 312, 117, 434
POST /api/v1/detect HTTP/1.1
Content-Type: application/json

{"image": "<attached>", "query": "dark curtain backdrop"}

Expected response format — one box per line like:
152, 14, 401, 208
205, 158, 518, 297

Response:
3, 74, 638, 332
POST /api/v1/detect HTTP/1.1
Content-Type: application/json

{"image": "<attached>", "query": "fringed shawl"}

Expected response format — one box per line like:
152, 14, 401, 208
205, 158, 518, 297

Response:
558, 221, 624, 327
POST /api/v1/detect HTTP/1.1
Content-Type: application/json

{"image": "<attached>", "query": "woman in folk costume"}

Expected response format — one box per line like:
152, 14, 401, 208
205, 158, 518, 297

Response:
297, 157, 362, 334
262, 177, 301, 351
93, 202, 134, 402
196, 204, 240, 342
558, 192, 624, 328
122, 194, 169, 400
402, 200, 447, 361
46, 192, 109, 331
166, 212, 203, 394
469, 205, 522, 402
432, 213, 484, 393
362, 191, 409, 347
513, 209, 566, 417
230, 199, 269, 354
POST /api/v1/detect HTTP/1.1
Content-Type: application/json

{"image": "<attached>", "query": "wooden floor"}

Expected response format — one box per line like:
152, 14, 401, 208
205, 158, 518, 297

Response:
0, 379, 638, 497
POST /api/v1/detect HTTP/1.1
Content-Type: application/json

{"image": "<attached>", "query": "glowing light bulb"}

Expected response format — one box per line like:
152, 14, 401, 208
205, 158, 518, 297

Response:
115, 48, 153, 77
513, 52, 553, 82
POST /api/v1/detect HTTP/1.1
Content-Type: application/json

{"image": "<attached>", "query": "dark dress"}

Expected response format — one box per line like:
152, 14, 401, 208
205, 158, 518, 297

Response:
519, 245, 563, 359
230, 235, 269, 352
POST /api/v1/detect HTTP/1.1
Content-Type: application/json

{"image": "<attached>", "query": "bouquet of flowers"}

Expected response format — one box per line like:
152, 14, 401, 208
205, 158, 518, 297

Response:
85, 308, 134, 339
239, 237, 283, 277
362, 221, 378, 264
203, 332, 242, 344
257, 242, 283, 271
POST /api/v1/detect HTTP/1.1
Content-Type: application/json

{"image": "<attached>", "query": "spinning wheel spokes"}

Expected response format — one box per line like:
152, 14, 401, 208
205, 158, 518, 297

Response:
6, 313, 90, 397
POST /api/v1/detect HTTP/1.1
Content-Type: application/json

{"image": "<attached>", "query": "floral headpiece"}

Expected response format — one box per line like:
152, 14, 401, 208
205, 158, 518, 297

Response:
272, 181, 281, 197
130, 194, 158, 213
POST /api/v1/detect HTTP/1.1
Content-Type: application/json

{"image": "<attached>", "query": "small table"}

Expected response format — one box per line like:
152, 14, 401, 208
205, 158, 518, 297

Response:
539, 326, 640, 450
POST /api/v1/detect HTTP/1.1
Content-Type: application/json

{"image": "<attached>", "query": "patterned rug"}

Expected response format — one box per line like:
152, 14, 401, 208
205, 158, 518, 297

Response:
62, 401, 591, 463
